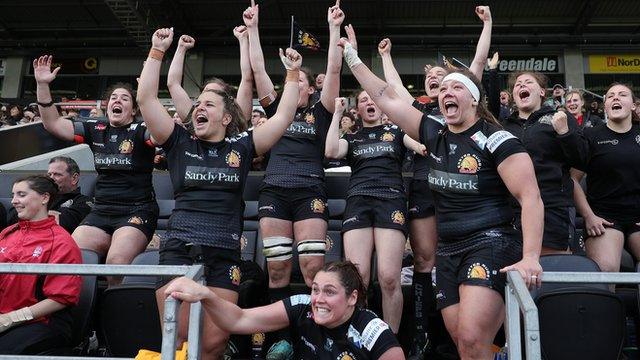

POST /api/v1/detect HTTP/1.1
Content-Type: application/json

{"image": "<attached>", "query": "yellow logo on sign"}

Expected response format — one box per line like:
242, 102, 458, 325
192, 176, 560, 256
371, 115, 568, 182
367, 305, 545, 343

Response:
589, 55, 640, 73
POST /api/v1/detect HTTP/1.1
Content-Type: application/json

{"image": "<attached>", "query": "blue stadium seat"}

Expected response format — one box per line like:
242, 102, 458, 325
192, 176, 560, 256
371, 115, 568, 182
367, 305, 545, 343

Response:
122, 250, 159, 286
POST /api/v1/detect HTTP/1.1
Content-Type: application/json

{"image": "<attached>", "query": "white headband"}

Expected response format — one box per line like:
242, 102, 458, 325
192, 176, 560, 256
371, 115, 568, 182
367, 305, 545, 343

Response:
442, 73, 480, 102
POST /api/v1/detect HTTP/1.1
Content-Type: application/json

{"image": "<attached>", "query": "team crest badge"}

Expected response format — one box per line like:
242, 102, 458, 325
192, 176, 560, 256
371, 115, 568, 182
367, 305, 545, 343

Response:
225, 150, 241, 168
251, 333, 265, 346
381, 132, 395, 142
229, 265, 241, 286
325, 234, 334, 251
337, 352, 355, 360
305, 113, 316, 125
119, 139, 134, 154
391, 210, 405, 225
240, 234, 248, 251
457, 153, 481, 174
128, 216, 144, 225
467, 263, 490, 280
310, 198, 326, 214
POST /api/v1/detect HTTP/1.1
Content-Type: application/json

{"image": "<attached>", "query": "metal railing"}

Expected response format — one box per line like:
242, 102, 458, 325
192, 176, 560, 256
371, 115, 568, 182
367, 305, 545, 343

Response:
505, 271, 640, 360
0, 263, 205, 360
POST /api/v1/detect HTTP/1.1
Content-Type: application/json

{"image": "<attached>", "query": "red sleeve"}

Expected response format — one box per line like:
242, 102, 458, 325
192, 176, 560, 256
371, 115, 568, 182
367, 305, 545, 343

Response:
42, 229, 83, 306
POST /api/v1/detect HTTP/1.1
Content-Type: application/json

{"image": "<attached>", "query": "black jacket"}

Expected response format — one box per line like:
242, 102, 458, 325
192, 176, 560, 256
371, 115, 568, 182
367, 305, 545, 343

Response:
503, 106, 585, 208
8, 188, 92, 234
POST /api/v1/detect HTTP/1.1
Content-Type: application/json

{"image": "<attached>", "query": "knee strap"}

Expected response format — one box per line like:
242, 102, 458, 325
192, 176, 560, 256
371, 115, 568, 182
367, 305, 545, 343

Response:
297, 239, 327, 257
263, 236, 293, 262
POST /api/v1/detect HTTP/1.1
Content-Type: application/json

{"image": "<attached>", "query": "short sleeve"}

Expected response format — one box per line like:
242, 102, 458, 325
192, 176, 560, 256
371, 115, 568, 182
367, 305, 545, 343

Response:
360, 312, 400, 359
237, 130, 256, 162
161, 125, 190, 154
282, 294, 311, 326
73, 121, 89, 144
42, 233, 82, 306
412, 99, 425, 112
419, 112, 444, 145
485, 130, 526, 165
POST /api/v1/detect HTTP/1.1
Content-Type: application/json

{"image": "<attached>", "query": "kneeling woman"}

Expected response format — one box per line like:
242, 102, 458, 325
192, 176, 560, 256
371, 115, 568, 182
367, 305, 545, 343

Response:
325, 93, 426, 334
0, 176, 82, 354
137, 28, 303, 359
165, 261, 404, 360
340, 35, 543, 358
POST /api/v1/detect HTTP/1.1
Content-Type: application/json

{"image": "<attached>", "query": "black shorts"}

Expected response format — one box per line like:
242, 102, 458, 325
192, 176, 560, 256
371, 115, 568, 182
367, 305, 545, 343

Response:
597, 213, 640, 238
258, 183, 329, 222
341, 195, 408, 236
435, 227, 522, 310
515, 206, 574, 251
80, 201, 159, 241
408, 179, 435, 220
158, 237, 242, 291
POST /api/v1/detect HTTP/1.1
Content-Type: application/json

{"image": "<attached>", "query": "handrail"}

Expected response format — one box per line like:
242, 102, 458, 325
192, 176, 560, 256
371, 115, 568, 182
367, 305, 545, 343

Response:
505, 270, 640, 360
0, 263, 205, 360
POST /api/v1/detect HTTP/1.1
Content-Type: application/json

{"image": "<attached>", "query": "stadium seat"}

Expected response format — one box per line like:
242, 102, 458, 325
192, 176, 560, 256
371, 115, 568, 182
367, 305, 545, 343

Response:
244, 200, 259, 221
242, 221, 259, 262
325, 230, 343, 263
532, 254, 624, 360
156, 199, 175, 231
100, 285, 162, 357
122, 249, 159, 286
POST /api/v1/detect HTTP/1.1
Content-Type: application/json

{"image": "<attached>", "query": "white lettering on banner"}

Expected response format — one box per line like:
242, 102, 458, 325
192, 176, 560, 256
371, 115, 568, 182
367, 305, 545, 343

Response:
428, 169, 479, 194
362, 318, 389, 351
94, 156, 131, 166
486, 131, 516, 153
352, 143, 395, 157
488, 57, 558, 72
184, 169, 241, 183
287, 123, 316, 135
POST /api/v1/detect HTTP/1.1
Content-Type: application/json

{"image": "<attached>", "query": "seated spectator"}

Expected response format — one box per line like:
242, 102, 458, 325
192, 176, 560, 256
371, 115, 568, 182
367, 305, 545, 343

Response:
0, 175, 82, 355
7, 157, 92, 235
340, 111, 357, 135
4, 105, 23, 126
589, 99, 604, 118
88, 107, 100, 118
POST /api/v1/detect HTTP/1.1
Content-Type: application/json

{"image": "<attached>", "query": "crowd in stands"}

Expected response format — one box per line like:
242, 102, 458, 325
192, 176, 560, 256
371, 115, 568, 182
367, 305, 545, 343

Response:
1, 1, 640, 359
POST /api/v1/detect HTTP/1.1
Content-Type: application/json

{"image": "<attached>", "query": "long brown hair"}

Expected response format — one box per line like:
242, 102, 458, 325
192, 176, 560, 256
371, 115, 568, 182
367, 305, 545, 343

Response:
508, 71, 548, 103
205, 89, 248, 137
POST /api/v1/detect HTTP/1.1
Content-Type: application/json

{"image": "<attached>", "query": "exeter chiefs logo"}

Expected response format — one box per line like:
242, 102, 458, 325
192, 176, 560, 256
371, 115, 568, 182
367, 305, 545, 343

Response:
119, 139, 134, 154
251, 333, 265, 346
380, 132, 395, 142
325, 234, 334, 251
337, 352, 355, 360
228, 265, 241, 286
457, 153, 481, 174
467, 263, 490, 280
310, 198, 326, 214
240, 234, 248, 251
225, 150, 241, 168
391, 210, 405, 225
305, 113, 316, 125
128, 216, 144, 225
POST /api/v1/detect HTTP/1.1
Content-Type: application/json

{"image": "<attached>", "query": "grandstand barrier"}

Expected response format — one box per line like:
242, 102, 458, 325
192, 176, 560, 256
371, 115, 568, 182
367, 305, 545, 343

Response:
505, 271, 640, 360
0, 263, 205, 360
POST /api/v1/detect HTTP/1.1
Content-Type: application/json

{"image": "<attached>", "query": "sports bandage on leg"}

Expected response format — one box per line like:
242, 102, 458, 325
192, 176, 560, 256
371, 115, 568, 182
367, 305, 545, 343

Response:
297, 239, 327, 257
342, 43, 362, 69
263, 236, 294, 262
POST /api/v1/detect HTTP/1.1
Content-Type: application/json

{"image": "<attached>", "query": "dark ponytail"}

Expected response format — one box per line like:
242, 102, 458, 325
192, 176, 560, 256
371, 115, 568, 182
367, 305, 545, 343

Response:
322, 261, 367, 308
15, 175, 59, 210
206, 89, 248, 137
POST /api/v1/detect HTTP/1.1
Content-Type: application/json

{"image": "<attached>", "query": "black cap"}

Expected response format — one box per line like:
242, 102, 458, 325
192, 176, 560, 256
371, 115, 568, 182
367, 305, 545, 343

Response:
552, 84, 564, 90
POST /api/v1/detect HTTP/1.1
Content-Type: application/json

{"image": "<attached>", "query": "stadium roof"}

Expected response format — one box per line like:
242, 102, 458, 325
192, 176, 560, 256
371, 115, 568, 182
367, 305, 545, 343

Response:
1, 0, 640, 55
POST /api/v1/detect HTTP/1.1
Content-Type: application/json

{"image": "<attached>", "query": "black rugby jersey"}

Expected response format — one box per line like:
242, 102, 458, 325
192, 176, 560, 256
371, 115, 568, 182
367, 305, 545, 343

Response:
263, 96, 332, 188
503, 106, 584, 208
580, 123, 640, 221
161, 126, 255, 249
343, 124, 406, 199
73, 118, 155, 205
283, 294, 399, 360
412, 100, 440, 180
420, 115, 526, 241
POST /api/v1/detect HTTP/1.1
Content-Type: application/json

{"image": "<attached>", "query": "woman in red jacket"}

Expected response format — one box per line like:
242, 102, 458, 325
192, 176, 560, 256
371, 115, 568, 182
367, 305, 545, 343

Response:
0, 175, 82, 355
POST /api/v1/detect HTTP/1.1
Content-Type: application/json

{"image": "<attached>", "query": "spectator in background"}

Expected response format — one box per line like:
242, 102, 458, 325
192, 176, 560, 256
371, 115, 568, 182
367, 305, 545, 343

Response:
340, 112, 357, 135
551, 83, 566, 109
564, 90, 604, 128
589, 99, 604, 118
88, 107, 99, 118
0, 175, 82, 355
310, 73, 325, 105
5, 105, 23, 126
250, 108, 266, 128
7, 157, 92, 235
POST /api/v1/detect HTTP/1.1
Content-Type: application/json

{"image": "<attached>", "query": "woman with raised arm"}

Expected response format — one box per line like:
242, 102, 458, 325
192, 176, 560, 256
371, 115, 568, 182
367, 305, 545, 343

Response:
243, 0, 344, 346
325, 94, 426, 335
137, 27, 302, 359
167, 27, 253, 123
0, 175, 81, 354
34, 56, 158, 286
375, 6, 491, 357
554, 83, 640, 273
504, 71, 585, 254
340, 31, 543, 358
165, 261, 405, 360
